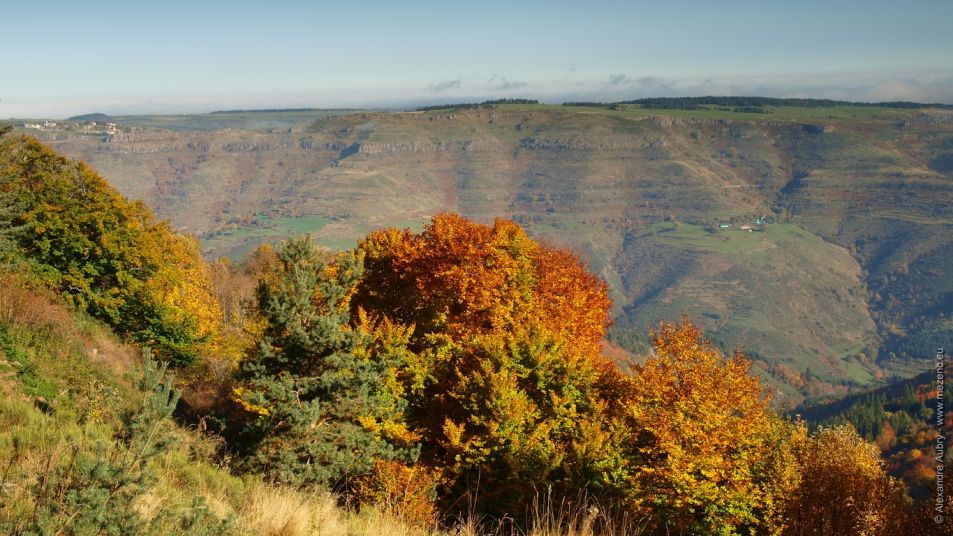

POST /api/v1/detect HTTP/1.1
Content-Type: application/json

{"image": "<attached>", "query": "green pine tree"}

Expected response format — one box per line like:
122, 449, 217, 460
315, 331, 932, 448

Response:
239, 235, 417, 488
21, 350, 230, 535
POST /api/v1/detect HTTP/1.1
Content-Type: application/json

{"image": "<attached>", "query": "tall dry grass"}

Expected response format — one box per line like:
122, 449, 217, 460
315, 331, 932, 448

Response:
230, 485, 646, 536
440, 492, 646, 536
237, 484, 345, 536
0, 273, 74, 333
234, 483, 436, 536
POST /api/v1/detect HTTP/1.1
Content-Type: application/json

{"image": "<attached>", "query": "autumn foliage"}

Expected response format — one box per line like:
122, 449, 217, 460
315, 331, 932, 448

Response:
1, 135, 927, 534
354, 460, 440, 528
354, 214, 610, 359
0, 135, 220, 364
615, 321, 774, 532
231, 214, 918, 533
352, 214, 615, 509
772, 424, 909, 535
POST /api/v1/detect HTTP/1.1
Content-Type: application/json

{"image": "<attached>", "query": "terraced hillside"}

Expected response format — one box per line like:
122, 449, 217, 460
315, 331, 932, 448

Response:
31, 105, 953, 404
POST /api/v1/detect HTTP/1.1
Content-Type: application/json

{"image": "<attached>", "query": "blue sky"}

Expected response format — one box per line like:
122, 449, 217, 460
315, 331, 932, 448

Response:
3, 0, 952, 117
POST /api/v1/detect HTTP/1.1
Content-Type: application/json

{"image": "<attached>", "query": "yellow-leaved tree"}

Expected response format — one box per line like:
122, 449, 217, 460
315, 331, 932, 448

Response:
782, 424, 908, 536
0, 135, 222, 364
616, 320, 777, 534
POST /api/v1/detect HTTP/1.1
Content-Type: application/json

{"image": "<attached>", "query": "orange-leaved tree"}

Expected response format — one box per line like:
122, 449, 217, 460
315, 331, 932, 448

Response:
352, 213, 615, 513
355, 214, 609, 359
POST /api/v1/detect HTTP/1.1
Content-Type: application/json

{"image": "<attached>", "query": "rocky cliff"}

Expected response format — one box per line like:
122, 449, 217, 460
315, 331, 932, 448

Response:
35, 106, 953, 405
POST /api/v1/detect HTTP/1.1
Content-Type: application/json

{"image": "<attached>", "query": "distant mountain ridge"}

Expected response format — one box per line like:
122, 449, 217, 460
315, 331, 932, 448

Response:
66, 112, 111, 122
617, 96, 953, 110
209, 108, 324, 114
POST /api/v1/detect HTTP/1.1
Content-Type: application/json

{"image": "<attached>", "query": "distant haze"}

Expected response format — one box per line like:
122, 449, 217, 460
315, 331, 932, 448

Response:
3, 0, 953, 118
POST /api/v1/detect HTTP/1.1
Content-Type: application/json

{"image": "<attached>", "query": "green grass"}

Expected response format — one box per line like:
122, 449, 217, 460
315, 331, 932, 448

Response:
203, 214, 433, 259
631, 222, 822, 265
611, 221, 879, 396
842, 359, 876, 384
2, 326, 86, 402
201, 214, 333, 259
502, 103, 929, 124
112, 109, 361, 131
265, 214, 333, 234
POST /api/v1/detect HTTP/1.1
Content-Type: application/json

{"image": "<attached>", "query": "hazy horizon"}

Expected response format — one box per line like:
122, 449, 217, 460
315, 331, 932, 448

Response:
4, 0, 953, 118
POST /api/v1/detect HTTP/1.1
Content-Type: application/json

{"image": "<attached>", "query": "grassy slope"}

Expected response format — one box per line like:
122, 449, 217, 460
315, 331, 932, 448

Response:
611, 222, 877, 405
0, 272, 439, 535
29, 105, 953, 399
111, 109, 361, 131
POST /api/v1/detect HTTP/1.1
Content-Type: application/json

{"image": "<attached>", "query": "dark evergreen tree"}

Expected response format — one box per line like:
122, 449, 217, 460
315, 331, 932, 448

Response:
239, 235, 417, 488
0, 180, 30, 261
0, 130, 29, 260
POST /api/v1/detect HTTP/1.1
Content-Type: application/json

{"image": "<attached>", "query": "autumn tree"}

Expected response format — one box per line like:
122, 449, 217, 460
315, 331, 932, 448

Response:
351, 214, 615, 513
614, 319, 777, 534
783, 425, 908, 536
124, 230, 221, 363
238, 235, 417, 487
0, 135, 221, 364
232, 215, 913, 530
354, 214, 610, 360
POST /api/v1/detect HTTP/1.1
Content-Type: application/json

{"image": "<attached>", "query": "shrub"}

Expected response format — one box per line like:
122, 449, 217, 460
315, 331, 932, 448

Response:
783, 425, 909, 536
355, 460, 439, 528
0, 350, 231, 535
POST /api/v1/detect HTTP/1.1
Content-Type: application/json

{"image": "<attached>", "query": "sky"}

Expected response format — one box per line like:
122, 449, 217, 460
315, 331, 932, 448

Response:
3, 0, 953, 117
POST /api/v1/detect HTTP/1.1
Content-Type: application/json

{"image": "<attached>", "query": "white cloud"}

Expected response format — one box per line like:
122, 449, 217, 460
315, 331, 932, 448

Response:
488, 74, 527, 91
427, 78, 462, 93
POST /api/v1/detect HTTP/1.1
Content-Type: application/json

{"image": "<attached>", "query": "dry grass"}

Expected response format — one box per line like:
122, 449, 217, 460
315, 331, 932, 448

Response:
524, 494, 646, 536
235, 484, 436, 536
439, 493, 647, 536
237, 484, 341, 536
82, 321, 138, 377
230, 485, 646, 536
0, 273, 74, 332
0, 271, 137, 378
120, 479, 642, 536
